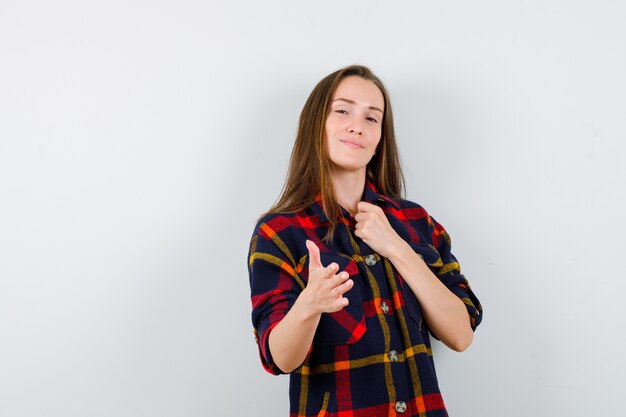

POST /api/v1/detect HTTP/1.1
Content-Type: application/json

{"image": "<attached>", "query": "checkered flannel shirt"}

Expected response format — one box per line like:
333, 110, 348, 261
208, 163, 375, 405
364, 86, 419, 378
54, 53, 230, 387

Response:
248, 182, 482, 417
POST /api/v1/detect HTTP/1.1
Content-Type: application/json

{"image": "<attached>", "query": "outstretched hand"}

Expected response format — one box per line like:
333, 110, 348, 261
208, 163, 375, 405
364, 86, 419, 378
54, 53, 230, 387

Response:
301, 240, 353, 314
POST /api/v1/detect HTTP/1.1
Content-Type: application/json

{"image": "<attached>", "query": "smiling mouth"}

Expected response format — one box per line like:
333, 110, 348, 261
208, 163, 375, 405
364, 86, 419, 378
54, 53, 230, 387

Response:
339, 139, 364, 149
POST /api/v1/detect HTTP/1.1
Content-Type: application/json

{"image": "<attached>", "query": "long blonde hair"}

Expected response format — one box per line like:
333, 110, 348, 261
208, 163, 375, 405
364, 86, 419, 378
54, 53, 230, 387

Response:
265, 65, 405, 241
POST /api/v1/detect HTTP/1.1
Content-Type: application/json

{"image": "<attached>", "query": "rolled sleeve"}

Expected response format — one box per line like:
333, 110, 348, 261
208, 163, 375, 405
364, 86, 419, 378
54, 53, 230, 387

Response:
248, 224, 304, 375
429, 217, 482, 331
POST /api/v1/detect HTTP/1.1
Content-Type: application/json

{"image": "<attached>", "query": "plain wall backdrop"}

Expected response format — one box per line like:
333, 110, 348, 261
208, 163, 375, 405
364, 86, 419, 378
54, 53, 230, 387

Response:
1, 1, 625, 416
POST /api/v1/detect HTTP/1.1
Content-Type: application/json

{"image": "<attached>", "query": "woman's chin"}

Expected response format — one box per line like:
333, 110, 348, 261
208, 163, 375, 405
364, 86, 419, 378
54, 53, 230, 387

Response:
330, 162, 367, 174
330, 156, 374, 173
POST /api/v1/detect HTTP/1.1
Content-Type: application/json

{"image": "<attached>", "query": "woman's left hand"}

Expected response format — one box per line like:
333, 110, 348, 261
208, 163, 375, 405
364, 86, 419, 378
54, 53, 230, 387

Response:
354, 201, 407, 259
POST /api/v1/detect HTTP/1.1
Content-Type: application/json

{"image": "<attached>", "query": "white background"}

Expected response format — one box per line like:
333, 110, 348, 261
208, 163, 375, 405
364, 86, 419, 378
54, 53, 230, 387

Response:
1, 1, 625, 416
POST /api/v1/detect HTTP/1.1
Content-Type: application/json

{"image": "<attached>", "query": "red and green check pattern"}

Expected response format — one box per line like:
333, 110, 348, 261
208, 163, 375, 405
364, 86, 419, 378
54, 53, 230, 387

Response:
248, 182, 482, 417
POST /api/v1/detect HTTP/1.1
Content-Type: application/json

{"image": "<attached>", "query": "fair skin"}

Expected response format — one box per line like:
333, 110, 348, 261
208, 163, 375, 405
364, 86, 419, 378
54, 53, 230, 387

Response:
268, 76, 473, 373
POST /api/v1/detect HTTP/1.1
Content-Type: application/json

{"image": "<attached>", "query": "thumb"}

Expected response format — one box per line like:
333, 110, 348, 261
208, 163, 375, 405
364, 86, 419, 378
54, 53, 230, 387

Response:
357, 201, 375, 213
306, 239, 323, 271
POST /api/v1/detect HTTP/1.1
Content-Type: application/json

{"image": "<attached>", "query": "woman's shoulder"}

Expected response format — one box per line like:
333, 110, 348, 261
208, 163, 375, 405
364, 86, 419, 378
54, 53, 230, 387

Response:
253, 207, 311, 232
251, 211, 293, 238
249, 208, 316, 264
250, 204, 320, 245
388, 196, 432, 219
384, 195, 443, 238
254, 210, 297, 226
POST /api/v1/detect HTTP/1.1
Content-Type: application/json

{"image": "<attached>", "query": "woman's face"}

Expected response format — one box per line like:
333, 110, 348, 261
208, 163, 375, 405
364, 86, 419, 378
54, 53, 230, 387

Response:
325, 76, 384, 174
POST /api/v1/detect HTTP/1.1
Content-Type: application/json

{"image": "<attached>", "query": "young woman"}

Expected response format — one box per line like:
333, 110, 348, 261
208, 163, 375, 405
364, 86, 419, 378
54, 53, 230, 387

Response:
248, 65, 482, 417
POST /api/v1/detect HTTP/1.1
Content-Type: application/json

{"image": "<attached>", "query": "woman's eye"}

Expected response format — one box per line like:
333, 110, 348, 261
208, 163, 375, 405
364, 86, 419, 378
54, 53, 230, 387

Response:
335, 109, 348, 114
366, 116, 379, 123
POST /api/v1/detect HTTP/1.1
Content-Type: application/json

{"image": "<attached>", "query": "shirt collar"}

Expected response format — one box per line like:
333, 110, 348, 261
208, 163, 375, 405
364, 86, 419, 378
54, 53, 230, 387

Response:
311, 181, 400, 222
362, 181, 401, 210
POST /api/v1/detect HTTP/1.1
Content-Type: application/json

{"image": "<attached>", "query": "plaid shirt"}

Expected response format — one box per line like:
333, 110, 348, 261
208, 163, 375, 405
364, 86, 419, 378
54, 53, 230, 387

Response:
248, 182, 482, 417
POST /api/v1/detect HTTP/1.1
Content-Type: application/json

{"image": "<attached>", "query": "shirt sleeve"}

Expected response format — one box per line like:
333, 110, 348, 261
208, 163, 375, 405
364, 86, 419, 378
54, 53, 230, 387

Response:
427, 215, 483, 332
248, 221, 305, 375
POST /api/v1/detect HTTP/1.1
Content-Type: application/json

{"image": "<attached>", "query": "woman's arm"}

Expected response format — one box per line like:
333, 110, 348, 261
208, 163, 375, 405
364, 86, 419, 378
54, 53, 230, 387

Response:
387, 242, 473, 351
269, 240, 353, 373
354, 202, 473, 352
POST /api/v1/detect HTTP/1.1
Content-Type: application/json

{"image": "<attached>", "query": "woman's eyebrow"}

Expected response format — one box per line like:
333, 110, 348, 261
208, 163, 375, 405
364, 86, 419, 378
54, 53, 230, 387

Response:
332, 98, 383, 114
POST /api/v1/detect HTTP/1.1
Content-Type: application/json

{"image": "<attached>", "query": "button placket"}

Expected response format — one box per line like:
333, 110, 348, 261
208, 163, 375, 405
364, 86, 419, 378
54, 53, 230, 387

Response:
395, 401, 407, 413
365, 254, 377, 266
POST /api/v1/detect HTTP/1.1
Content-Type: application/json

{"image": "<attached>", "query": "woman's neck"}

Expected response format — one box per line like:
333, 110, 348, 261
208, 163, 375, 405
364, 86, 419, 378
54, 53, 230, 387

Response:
330, 167, 366, 217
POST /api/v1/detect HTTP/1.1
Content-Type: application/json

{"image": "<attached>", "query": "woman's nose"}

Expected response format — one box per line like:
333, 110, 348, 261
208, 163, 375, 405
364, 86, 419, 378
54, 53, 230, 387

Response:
347, 122, 363, 135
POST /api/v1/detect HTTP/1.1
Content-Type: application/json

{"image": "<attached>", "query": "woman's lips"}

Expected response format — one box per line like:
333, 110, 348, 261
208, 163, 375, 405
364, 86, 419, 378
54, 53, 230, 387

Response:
339, 139, 364, 149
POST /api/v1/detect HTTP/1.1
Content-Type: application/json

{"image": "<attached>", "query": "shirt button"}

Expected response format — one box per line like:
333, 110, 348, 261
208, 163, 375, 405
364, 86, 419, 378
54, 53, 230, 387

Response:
395, 401, 407, 413
365, 254, 377, 266
389, 350, 398, 362
380, 301, 390, 313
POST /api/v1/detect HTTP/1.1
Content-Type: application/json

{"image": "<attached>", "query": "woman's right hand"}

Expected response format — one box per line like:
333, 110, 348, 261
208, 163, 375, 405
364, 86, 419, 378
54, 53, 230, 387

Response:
267, 240, 354, 373
300, 240, 353, 315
